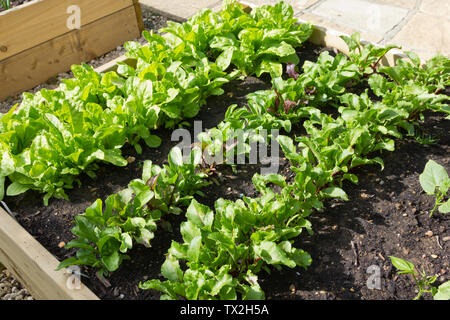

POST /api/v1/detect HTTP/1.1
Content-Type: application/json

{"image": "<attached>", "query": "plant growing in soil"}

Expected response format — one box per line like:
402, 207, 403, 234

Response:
56, 147, 210, 276
137, 28, 449, 298
389, 256, 450, 300
419, 160, 450, 217
0, 0, 11, 10
379, 52, 450, 96
414, 131, 438, 146
139, 176, 313, 300
2, 0, 449, 300
0, 0, 313, 206
340, 32, 400, 75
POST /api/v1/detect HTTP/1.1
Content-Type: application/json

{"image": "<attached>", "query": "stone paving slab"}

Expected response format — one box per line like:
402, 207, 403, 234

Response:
240, 0, 318, 11
419, 0, 450, 17
390, 12, 450, 61
140, 0, 450, 61
139, 0, 222, 21
296, 12, 384, 43
310, 0, 409, 35
374, 0, 417, 9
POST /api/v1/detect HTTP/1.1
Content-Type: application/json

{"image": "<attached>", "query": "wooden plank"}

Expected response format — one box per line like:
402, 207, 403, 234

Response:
0, 6, 140, 101
132, 0, 145, 34
95, 55, 137, 74
0, 0, 133, 60
0, 208, 99, 300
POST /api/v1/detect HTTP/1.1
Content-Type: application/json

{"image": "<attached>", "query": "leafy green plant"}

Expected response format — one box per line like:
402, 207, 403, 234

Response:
2, 0, 446, 300
419, 160, 450, 217
0, 0, 11, 10
389, 256, 450, 300
414, 131, 438, 146
340, 32, 400, 76
140, 175, 313, 300
162, 1, 312, 78
57, 147, 210, 276
0, 1, 313, 205
379, 52, 450, 95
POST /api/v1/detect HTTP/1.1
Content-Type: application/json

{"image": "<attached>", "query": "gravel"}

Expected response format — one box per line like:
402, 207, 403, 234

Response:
0, 8, 169, 299
0, 267, 33, 300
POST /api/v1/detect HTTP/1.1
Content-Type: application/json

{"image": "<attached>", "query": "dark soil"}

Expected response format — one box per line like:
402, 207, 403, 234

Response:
4, 42, 450, 300
261, 112, 450, 300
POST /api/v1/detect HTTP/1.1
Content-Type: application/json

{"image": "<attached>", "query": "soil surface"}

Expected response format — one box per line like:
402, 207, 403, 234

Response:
261, 111, 450, 300
4, 42, 450, 300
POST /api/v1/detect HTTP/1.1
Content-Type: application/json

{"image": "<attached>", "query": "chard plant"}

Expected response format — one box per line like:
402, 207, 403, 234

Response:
379, 52, 450, 95
140, 174, 313, 300
390, 256, 450, 300
57, 147, 210, 276
340, 32, 400, 76
419, 160, 450, 217
0, 0, 10, 10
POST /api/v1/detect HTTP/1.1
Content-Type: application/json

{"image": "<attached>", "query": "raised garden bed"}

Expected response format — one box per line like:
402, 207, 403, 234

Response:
0, 1, 449, 301
0, 0, 144, 101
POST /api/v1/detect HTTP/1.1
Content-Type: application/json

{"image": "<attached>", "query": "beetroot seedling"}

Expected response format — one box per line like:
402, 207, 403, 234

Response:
419, 160, 450, 217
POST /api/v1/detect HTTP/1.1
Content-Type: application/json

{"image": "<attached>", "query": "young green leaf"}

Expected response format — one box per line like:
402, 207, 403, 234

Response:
419, 160, 449, 195
389, 256, 415, 273
434, 281, 450, 300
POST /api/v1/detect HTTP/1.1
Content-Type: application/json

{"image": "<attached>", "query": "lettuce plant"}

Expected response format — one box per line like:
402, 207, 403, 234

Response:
162, 1, 313, 77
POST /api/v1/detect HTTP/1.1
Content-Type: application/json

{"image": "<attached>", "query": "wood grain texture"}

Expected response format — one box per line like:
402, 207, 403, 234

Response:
0, 208, 99, 300
0, 6, 140, 101
0, 0, 133, 60
132, 0, 145, 33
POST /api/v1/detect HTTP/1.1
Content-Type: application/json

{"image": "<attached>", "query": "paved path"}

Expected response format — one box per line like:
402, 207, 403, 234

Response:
140, 0, 449, 62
